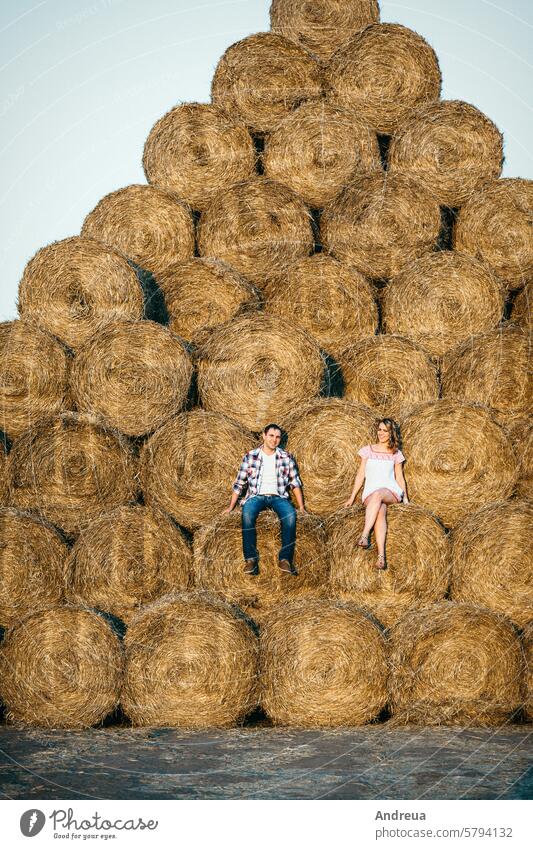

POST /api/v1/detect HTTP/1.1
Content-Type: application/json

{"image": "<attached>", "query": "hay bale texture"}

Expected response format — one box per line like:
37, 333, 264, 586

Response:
381, 252, 505, 359
512, 282, 532, 330
196, 314, 325, 431
285, 398, 377, 514
70, 320, 193, 437
141, 410, 254, 530
328, 504, 449, 628
337, 335, 439, 419
388, 100, 503, 207
506, 417, 532, 499
260, 598, 388, 726
211, 32, 322, 134
321, 173, 442, 280
66, 505, 193, 624
143, 102, 257, 211
523, 622, 533, 722
7, 412, 139, 536
197, 178, 314, 288
264, 255, 377, 359
194, 510, 328, 623
0, 444, 7, 504
17, 237, 144, 351
0, 606, 124, 728
262, 102, 382, 208
157, 258, 260, 342
324, 23, 441, 134
0, 320, 71, 440
0, 508, 68, 628
441, 327, 532, 429
81, 184, 195, 278
388, 602, 525, 726
401, 401, 518, 528
121, 592, 259, 727
450, 500, 533, 629
454, 178, 533, 291
270, 0, 380, 59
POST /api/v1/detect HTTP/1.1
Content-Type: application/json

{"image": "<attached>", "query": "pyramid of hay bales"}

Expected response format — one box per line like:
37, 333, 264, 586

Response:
0, 0, 531, 730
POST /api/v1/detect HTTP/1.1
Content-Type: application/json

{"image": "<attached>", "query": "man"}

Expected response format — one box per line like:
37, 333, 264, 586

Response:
224, 423, 305, 576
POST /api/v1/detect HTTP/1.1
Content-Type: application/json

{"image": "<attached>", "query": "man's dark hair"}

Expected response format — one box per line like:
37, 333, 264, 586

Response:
263, 423, 282, 434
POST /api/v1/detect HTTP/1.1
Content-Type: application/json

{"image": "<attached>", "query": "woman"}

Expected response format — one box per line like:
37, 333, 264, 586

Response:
344, 418, 408, 570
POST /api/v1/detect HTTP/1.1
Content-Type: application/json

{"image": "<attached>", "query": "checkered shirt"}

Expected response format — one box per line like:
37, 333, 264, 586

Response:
232, 446, 302, 505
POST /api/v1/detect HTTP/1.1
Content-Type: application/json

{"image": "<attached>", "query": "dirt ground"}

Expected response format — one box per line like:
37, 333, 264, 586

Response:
0, 724, 531, 800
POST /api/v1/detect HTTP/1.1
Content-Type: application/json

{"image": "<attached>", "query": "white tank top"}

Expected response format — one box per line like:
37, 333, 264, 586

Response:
258, 450, 278, 495
358, 445, 405, 502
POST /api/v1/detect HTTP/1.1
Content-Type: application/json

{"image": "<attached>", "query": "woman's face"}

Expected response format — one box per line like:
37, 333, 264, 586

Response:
377, 422, 391, 444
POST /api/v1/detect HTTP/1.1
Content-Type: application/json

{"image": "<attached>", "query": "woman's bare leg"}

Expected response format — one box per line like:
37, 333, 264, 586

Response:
374, 503, 388, 557
362, 489, 398, 541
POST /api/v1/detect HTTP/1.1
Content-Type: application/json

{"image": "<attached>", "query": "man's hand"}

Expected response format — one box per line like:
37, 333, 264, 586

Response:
344, 499, 354, 508
222, 506, 233, 514
298, 507, 308, 515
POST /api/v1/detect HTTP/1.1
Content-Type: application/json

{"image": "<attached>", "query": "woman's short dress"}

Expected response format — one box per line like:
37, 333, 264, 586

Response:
358, 445, 405, 503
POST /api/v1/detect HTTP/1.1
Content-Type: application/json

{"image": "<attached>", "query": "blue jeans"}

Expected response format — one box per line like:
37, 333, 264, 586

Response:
241, 495, 297, 564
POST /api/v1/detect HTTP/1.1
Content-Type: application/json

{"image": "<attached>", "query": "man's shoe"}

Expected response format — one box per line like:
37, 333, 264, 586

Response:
244, 559, 259, 575
279, 559, 298, 576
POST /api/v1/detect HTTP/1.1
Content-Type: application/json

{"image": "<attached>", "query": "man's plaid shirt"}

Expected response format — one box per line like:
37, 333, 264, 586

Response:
232, 446, 302, 504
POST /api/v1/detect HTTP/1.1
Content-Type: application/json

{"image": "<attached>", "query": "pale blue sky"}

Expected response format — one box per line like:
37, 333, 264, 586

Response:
1, 0, 532, 321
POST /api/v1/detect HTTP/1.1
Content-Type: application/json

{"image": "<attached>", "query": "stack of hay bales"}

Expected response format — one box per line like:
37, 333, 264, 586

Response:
1, 0, 531, 729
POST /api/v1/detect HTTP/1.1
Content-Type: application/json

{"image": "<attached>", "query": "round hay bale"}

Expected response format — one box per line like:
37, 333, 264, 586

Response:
328, 504, 449, 628
0, 320, 71, 440
7, 412, 139, 536
382, 252, 505, 359
388, 602, 525, 726
512, 282, 532, 331
66, 505, 193, 624
523, 622, 533, 722
141, 410, 254, 530
324, 23, 441, 134
270, 0, 380, 60
70, 320, 193, 437
321, 172, 442, 280
196, 314, 325, 431
338, 335, 439, 419
263, 102, 382, 208
17, 237, 144, 351
264, 255, 377, 359
81, 184, 195, 278
260, 598, 388, 726
284, 398, 377, 514
122, 592, 259, 727
441, 327, 532, 426
211, 32, 322, 134
157, 258, 260, 342
193, 511, 328, 623
388, 101, 503, 207
401, 401, 518, 527
0, 508, 69, 628
197, 178, 314, 288
450, 500, 532, 629
454, 178, 533, 291
0, 606, 124, 728
506, 417, 533, 499
143, 102, 257, 212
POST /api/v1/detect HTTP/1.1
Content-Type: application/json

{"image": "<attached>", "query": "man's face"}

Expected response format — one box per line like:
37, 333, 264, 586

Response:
263, 428, 281, 450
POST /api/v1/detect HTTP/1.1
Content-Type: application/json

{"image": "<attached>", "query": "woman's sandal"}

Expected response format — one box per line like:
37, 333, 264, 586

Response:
357, 535, 370, 549
375, 554, 386, 570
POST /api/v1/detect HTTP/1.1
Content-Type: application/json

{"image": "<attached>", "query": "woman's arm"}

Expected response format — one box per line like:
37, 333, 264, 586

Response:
395, 462, 409, 504
344, 458, 366, 507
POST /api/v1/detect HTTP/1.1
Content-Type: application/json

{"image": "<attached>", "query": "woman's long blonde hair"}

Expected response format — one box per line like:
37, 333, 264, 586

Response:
375, 417, 400, 451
